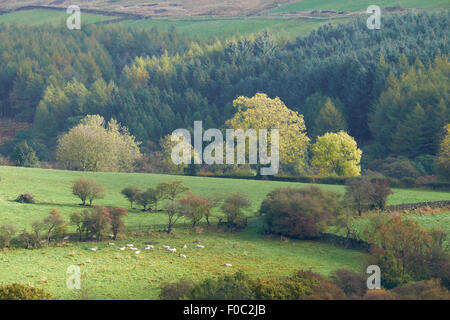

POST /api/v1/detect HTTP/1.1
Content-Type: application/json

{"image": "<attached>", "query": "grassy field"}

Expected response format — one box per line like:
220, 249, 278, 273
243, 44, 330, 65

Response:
1, 166, 449, 230
0, 166, 371, 299
0, 9, 114, 26
0, 8, 348, 40
0, 166, 448, 299
0, 227, 366, 299
272, 0, 450, 13
120, 17, 347, 39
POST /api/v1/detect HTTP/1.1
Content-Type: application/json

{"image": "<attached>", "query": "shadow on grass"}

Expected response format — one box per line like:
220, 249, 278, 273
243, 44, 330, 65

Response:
8, 200, 82, 209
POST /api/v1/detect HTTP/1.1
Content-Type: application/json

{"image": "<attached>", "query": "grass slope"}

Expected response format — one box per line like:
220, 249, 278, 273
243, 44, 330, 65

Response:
1, 166, 449, 230
273, 0, 450, 13
0, 228, 366, 299
120, 17, 347, 39
0, 9, 114, 26
0, 166, 371, 299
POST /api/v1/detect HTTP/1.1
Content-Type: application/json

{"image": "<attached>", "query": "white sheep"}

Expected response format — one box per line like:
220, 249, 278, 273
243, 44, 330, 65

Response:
130, 247, 138, 251
168, 248, 177, 253
196, 244, 205, 249
179, 254, 187, 259
109, 243, 115, 246
91, 248, 98, 252
145, 245, 154, 250
119, 247, 126, 251
162, 245, 170, 249
126, 244, 134, 247
224, 264, 232, 267
183, 244, 187, 249
63, 236, 70, 240
135, 251, 141, 255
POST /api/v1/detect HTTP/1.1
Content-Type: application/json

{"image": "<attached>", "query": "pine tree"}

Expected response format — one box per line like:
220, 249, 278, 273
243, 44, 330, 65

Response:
312, 98, 348, 139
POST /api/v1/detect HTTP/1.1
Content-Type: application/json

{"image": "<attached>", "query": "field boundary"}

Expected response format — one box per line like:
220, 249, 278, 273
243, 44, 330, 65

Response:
386, 200, 450, 212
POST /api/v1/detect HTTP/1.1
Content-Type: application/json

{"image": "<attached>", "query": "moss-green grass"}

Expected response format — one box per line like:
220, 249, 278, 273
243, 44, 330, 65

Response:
120, 17, 347, 39
0, 166, 448, 299
273, 0, 450, 13
0, 228, 366, 299
0, 9, 114, 26
1, 166, 448, 230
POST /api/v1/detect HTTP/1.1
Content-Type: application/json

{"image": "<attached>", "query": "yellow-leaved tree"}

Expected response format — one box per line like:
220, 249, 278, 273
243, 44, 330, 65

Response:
56, 115, 141, 172
311, 131, 362, 177
226, 93, 310, 174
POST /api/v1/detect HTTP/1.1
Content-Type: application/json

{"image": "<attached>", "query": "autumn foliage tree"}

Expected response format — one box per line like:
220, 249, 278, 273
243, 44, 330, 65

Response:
72, 178, 105, 206
109, 207, 128, 240
220, 193, 250, 230
56, 115, 141, 172
311, 131, 362, 177
179, 194, 214, 227
226, 93, 310, 174
367, 216, 447, 289
261, 186, 341, 239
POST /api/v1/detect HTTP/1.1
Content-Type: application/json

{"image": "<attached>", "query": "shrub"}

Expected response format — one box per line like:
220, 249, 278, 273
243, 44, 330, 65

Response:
157, 181, 190, 201
261, 186, 340, 239
10, 141, 39, 167
0, 155, 11, 166
159, 279, 195, 300
86, 206, 112, 241
391, 279, 450, 300
19, 229, 40, 249
188, 272, 255, 300
400, 177, 417, 188
344, 177, 373, 216
367, 216, 446, 289
362, 289, 396, 300
250, 270, 345, 300
15, 193, 35, 204
121, 186, 143, 209
109, 207, 128, 240
179, 194, 213, 227
42, 209, 66, 244
0, 283, 52, 300
163, 200, 183, 234
137, 188, 157, 211
368, 177, 392, 210
0, 224, 16, 248
72, 178, 104, 206
369, 157, 419, 179
220, 193, 250, 231
330, 269, 367, 297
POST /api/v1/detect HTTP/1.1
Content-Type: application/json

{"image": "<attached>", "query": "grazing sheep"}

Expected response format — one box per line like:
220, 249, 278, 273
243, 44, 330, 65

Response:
119, 247, 126, 251
126, 244, 134, 247
63, 236, 70, 240
168, 248, 177, 253
135, 251, 141, 255
130, 247, 138, 251
183, 244, 187, 249
109, 243, 115, 246
196, 245, 205, 249
179, 254, 187, 259
145, 245, 154, 250
162, 245, 170, 249
91, 248, 98, 252
224, 264, 232, 267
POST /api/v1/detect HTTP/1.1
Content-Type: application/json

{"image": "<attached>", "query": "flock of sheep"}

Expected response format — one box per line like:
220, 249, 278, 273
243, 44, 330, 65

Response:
88, 242, 232, 267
